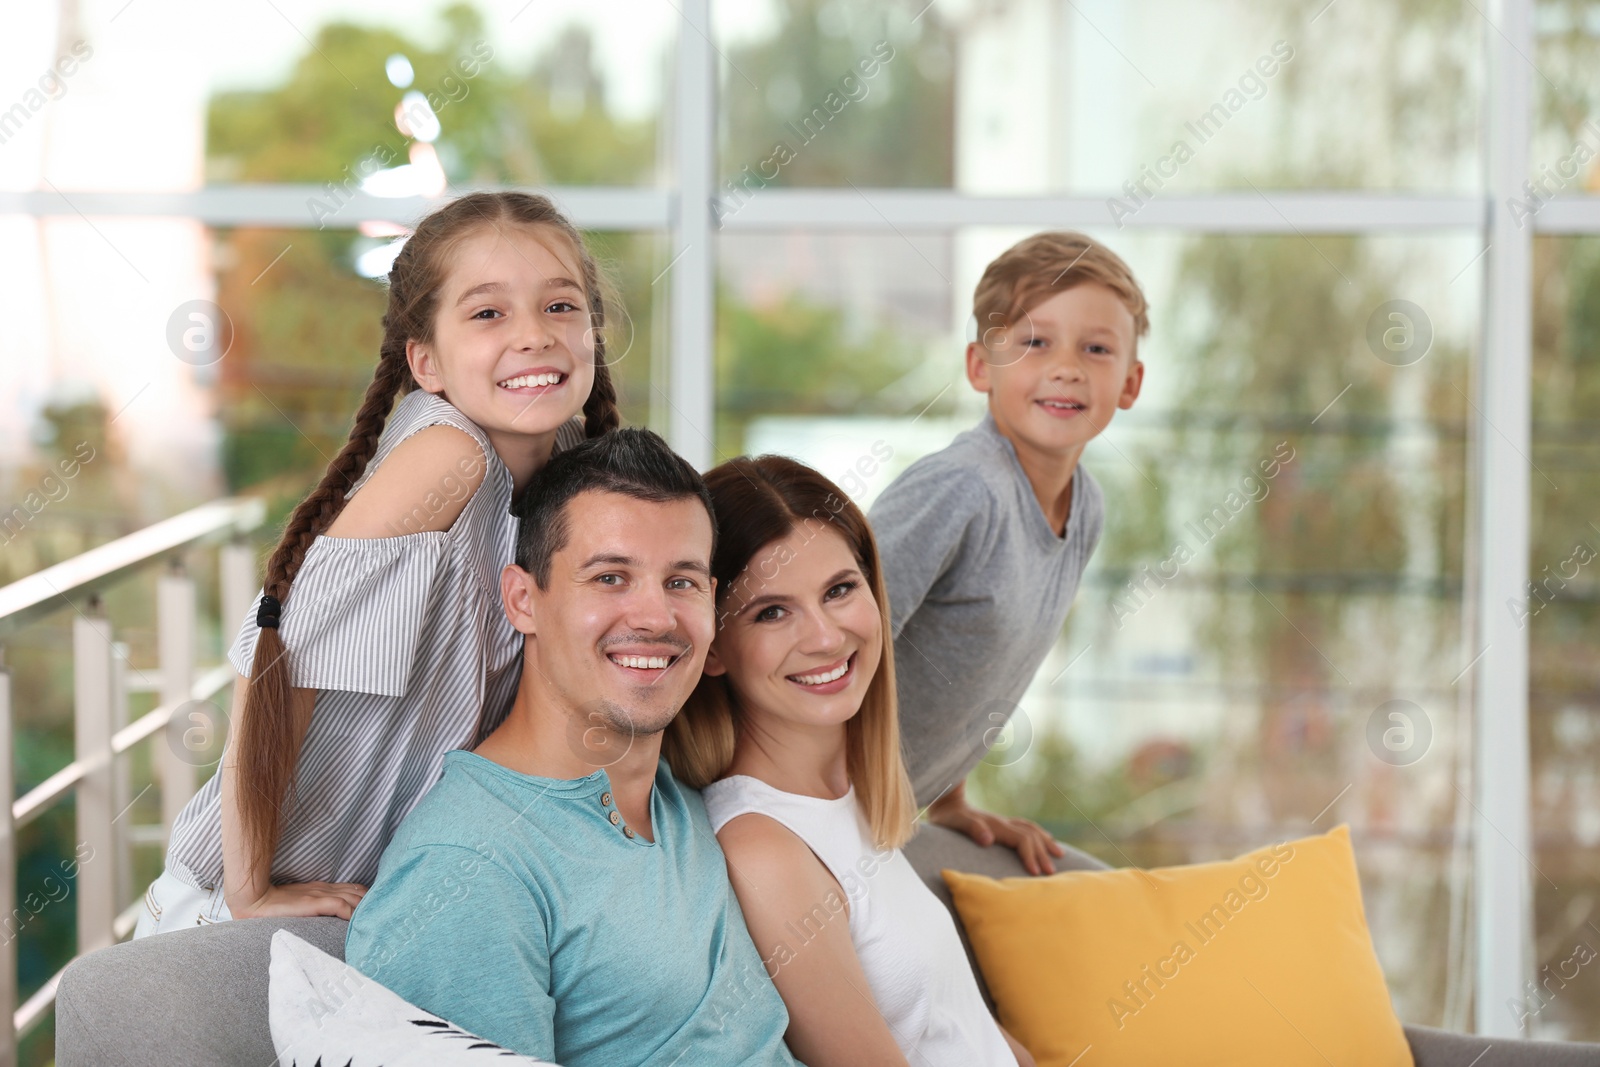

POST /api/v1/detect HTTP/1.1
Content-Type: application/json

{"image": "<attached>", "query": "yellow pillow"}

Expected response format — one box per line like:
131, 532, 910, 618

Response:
943, 825, 1411, 1067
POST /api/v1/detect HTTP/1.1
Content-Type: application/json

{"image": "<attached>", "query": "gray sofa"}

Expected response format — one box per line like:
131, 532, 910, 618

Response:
56, 824, 1600, 1065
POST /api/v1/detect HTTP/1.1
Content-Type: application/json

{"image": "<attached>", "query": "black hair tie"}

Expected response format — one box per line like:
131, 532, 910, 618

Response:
257, 594, 282, 629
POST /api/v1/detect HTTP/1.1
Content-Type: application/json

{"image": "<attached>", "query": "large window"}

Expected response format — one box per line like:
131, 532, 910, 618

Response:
1529, 234, 1600, 1038
3, 0, 1597, 1051
723, 225, 1483, 1025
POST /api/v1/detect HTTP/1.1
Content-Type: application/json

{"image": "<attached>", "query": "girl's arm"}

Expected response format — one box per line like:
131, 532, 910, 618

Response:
325, 425, 487, 538
221, 673, 367, 918
223, 426, 489, 918
716, 814, 910, 1067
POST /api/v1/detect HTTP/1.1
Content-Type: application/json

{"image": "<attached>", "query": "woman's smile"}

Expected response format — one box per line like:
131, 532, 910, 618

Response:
785, 652, 856, 694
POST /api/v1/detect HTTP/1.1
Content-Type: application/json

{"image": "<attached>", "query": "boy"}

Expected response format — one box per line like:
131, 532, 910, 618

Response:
868, 231, 1147, 876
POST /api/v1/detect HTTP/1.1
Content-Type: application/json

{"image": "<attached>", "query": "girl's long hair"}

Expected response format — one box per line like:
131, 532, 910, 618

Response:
663, 456, 917, 850
236, 191, 621, 870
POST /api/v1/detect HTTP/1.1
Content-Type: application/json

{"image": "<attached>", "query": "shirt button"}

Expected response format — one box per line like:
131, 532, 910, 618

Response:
608, 810, 621, 825
623, 827, 636, 839
600, 792, 612, 806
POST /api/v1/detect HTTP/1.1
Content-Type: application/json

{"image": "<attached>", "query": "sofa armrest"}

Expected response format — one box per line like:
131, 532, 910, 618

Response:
56, 916, 349, 1067
1405, 1024, 1600, 1066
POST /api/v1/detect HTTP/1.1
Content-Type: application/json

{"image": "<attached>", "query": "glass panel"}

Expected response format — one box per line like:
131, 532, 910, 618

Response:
201, 2, 667, 188
1, 0, 673, 589
715, 230, 955, 459
2, 0, 671, 568
11, 1, 670, 193
1534, 4, 1600, 197
718, 227, 1481, 1027
716, 0, 957, 189
1528, 234, 1600, 1041
715, 0, 1481, 193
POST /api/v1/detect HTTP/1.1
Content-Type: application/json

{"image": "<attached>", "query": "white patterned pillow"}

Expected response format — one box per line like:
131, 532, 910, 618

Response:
267, 929, 555, 1065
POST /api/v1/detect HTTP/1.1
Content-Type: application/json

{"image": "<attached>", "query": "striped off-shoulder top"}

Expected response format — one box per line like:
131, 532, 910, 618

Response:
164, 389, 587, 891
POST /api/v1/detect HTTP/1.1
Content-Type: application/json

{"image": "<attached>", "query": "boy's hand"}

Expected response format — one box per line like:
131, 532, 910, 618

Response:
925, 781, 1066, 876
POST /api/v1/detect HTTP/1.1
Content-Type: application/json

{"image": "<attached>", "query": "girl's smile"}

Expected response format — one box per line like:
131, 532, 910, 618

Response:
495, 365, 571, 396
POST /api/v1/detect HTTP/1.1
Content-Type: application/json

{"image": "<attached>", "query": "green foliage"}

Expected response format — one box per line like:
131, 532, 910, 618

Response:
207, 21, 412, 184
721, 0, 954, 187
1152, 231, 1470, 857
207, 6, 651, 187
1171, 236, 1426, 578
215, 228, 385, 500
714, 289, 923, 454
206, 5, 663, 514
967, 729, 1203, 870
484, 27, 655, 187
1528, 236, 1600, 987
968, 730, 1114, 835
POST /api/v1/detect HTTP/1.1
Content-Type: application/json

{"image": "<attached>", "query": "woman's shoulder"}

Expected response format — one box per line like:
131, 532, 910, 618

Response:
713, 800, 855, 920
713, 804, 821, 872
702, 774, 758, 828
704, 774, 856, 836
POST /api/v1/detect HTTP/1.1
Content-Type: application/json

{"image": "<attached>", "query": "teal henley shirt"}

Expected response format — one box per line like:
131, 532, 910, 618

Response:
344, 750, 800, 1066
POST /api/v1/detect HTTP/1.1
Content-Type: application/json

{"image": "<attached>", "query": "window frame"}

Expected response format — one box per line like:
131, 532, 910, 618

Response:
10, 0, 1600, 1033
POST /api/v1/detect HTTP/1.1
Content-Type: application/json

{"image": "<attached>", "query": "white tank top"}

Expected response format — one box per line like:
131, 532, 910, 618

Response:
702, 775, 1017, 1067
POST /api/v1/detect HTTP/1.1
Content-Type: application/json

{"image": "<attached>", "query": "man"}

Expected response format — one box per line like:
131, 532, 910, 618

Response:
345, 429, 798, 1066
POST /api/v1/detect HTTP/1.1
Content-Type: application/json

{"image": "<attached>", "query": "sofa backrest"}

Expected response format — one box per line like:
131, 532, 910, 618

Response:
55, 827, 1107, 1067
58, 830, 1600, 1067
56, 911, 346, 1067
901, 824, 1109, 1007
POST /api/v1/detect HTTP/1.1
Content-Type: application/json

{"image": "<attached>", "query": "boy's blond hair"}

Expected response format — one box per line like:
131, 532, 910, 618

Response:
974, 231, 1149, 346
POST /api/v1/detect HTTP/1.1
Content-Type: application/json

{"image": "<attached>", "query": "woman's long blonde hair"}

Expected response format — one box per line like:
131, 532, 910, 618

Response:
663, 455, 917, 849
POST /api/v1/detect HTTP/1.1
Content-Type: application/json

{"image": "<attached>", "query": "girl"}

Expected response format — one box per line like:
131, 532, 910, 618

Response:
134, 191, 620, 936
663, 456, 1032, 1067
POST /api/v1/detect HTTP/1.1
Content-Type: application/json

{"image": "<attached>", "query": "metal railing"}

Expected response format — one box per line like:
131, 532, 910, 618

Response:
0, 496, 265, 1063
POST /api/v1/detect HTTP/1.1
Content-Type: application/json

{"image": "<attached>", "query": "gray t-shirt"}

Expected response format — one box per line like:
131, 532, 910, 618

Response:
868, 412, 1104, 807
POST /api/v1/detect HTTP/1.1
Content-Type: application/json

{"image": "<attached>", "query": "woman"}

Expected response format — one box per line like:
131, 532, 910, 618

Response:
664, 455, 1032, 1067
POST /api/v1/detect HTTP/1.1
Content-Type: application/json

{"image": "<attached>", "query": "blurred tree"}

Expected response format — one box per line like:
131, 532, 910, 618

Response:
1, 397, 153, 1067
1, 399, 128, 584
711, 0, 959, 459
1006, 0, 1479, 1029
206, 5, 655, 188
720, 0, 955, 188
967, 729, 1201, 868
500, 26, 657, 186
1528, 233, 1600, 1039
205, 4, 662, 527
714, 287, 923, 453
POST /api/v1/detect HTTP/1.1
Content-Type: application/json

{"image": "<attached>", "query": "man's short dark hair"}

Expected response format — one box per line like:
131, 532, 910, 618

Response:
512, 428, 716, 589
